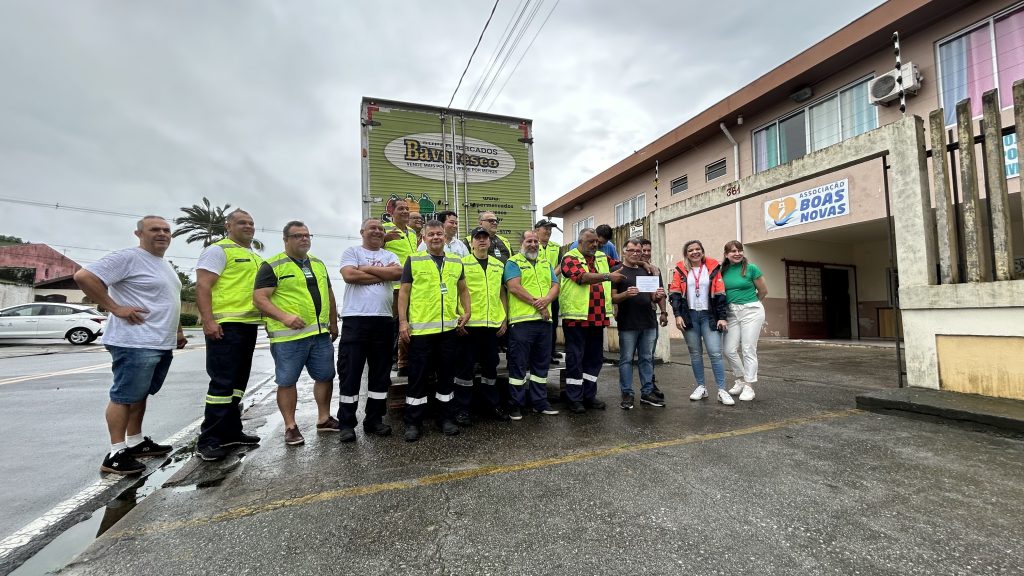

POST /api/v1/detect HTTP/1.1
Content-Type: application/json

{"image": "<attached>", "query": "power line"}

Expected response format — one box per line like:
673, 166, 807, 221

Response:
466, 0, 531, 110
0, 195, 360, 241
473, 0, 544, 110
447, 0, 502, 109
485, 0, 560, 111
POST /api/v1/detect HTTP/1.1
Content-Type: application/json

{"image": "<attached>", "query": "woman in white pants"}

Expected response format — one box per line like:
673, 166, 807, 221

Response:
721, 241, 767, 401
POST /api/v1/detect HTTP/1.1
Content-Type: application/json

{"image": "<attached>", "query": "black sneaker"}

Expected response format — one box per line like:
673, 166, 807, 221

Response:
455, 411, 472, 426
222, 432, 261, 447
620, 393, 635, 410
339, 427, 357, 443
198, 445, 228, 462
568, 401, 586, 414
125, 437, 172, 458
491, 408, 511, 421
583, 398, 606, 410
640, 393, 666, 407
363, 421, 393, 436
100, 449, 146, 475
508, 408, 523, 421
440, 419, 460, 436
651, 384, 665, 400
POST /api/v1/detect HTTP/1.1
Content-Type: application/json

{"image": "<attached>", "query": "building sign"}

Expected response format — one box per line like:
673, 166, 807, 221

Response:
1004, 133, 1019, 180
765, 178, 849, 232
383, 133, 516, 184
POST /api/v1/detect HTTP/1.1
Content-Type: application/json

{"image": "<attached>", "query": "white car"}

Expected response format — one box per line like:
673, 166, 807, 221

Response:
0, 302, 106, 345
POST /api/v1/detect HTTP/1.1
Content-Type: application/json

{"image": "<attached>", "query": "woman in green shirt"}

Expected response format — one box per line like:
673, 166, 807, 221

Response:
721, 241, 767, 401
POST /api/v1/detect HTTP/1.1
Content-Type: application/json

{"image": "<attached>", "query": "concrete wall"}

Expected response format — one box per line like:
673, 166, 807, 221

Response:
0, 284, 33, 308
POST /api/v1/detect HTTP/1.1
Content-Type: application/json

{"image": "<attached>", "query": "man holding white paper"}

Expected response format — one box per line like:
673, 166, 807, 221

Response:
611, 238, 667, 409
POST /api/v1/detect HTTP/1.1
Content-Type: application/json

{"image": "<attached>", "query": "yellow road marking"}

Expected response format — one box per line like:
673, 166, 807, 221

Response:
106, 409, 862, 539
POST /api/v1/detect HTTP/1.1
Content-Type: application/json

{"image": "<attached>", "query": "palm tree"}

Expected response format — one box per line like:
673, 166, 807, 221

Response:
173, 197, 263, 250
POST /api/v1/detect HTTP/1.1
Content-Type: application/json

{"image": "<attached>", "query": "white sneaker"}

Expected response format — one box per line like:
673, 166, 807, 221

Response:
728, 381, 744, 396
739, 384, 755, 402
717, 389, 735, 405
689, 385, 707, 401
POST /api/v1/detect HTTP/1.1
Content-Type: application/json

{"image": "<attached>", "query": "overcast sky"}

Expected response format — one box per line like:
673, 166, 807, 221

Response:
0, 0, 883, 282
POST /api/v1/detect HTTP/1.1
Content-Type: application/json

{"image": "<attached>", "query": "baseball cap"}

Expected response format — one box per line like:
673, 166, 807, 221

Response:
534, 219, 560, 230
470, 226, 491, 238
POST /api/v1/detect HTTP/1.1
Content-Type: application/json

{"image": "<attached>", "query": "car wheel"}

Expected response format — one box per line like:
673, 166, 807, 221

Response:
67, 328, 93, 345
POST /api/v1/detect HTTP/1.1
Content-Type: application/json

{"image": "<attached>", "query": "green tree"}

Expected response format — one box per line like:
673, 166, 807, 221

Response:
172, 197, 263, 250
0, 234, 27, 245
169, 261, 196, 302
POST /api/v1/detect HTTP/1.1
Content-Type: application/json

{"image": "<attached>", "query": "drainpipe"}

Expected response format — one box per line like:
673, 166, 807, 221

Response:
720, 121, 741, 242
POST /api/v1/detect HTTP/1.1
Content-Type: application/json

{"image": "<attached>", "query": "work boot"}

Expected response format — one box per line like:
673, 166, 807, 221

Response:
440, 420, 460, 436
364, 421, 393, 436
404, 425, 422, 442
338, 427, 357, 443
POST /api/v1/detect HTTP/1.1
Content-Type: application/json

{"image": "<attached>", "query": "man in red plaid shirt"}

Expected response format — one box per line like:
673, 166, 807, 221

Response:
558, 228, 625, 413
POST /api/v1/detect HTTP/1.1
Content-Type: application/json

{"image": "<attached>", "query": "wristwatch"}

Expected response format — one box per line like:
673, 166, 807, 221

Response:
603, 273, 610, 281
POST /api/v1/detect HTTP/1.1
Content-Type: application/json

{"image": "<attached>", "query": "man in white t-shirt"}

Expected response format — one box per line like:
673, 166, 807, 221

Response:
417, 210, 468, 257
336, 218, 403, 441
75, 216, 188, 476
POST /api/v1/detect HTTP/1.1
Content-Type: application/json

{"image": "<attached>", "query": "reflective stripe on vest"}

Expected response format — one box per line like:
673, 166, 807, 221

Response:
264, 253, 332, 343
407, 252, 464, 336
506, 253, 552, 325
209, 238, 264, 325
559, 248, 611, 321
460, 254, 505, 328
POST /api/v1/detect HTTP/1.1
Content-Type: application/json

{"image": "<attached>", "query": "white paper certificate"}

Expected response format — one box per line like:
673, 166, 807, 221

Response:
635, 276, 660, 293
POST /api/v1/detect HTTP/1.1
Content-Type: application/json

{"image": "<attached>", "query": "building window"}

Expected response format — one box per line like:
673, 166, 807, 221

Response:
754, 77, 878, 173
573, 216, 594, 241
614, 194, 646, 226
670, 175, 688, 195
705, 159, 727, 181
937, 4, 1024, 125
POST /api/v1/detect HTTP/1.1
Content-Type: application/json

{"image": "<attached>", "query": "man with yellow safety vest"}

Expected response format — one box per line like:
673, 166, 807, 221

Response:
559, 228, 625, 414
397, 219, 471, 442
464, 211, 513, 263
534, 219, 563, 365
504, 229, 560, 420
453, 227, 509, 425
383, 199, 418, 377
253, 221, 339, 447
194, 209, 264, 461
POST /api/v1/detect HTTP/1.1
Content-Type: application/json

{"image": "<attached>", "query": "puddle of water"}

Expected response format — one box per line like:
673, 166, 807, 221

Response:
7, 452, 194, 575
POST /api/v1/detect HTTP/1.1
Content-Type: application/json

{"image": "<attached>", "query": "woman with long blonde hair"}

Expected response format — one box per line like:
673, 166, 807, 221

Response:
721, 240, 767, 401
668, 240, 732, 405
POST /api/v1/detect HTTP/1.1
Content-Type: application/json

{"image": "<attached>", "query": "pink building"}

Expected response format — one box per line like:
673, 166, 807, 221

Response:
0, 244, 82, 283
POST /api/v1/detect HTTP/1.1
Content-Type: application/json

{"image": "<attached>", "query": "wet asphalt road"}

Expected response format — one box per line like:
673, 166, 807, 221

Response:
0, 334, 274, 543
38, 339, 1024, 576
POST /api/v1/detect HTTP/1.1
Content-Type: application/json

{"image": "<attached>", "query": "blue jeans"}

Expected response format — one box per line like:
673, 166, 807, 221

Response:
270, 334, 336, 386
106, 345, 174, 404
618, 328, 656, 396
682, 310, 726, 389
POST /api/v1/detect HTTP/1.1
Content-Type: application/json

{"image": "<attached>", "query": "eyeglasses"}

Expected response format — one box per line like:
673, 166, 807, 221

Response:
482, 218, 499, 224
287, 233, 313, 239
624, 249, 643, 254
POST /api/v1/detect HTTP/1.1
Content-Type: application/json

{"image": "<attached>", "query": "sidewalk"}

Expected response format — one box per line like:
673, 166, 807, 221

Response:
52, 339, 1024, 575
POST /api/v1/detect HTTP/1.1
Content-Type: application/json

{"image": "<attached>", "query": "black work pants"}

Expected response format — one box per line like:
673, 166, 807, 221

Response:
563, 324, 605, 403
336, 316, 393, 429
454, 327, 501, 413
198, 323, 258, 450
405, 330, 457, 426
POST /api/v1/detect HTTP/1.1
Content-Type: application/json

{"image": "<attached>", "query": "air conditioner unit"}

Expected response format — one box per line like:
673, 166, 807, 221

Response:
868, 63, 922, 106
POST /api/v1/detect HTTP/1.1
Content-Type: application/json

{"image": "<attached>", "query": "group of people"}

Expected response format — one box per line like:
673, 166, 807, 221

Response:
77, 205, 767, 475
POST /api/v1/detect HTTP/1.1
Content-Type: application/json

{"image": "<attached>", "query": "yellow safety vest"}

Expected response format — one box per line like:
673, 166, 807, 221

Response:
538, 241, 561, 275
383, 222, 419, 289
559, 248, 612, 321
506, 253, 553, 324
407, 252, 464, 336
264, 253, 331, 343
209, 238, 264, 325
459, 254, 505, 328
